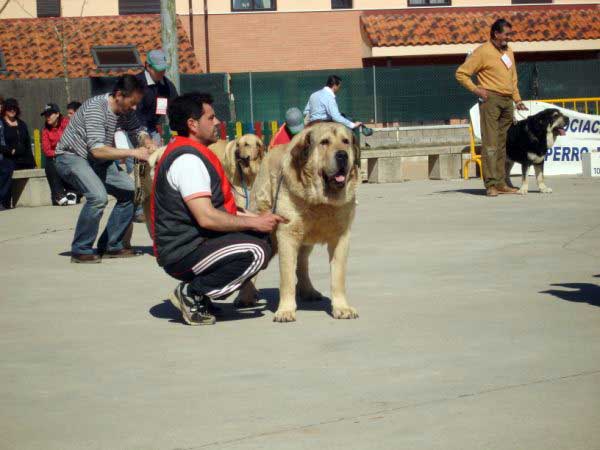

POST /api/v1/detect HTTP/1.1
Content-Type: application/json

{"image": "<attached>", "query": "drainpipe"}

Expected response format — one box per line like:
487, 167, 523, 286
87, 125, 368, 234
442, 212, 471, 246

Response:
188, 0, 195, 49
204, 0, 211, 73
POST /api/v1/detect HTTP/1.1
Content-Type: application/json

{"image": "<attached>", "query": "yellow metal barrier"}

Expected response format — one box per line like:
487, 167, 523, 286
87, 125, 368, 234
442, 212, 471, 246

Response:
463, 124, 482, 180
463, 97, 600, 180
33, 129, 42, 169
539, 97, 600, 115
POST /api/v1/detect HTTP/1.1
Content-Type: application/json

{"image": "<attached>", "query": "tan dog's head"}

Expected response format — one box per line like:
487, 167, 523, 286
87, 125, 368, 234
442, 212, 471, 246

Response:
287, 123, 359, 205
230, 134, 265, 185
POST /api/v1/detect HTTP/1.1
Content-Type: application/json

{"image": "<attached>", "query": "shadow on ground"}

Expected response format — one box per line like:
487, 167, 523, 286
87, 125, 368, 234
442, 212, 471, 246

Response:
432, 189, 485, 196
58, 246, 154, 258
540, 282, 600, 308
149, 287, 333, 324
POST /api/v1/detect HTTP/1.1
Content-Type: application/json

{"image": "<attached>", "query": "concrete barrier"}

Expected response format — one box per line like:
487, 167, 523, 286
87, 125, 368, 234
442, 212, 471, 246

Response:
361, 124, 470, 149
360, 145, 469, 183
11, 169, 52, 207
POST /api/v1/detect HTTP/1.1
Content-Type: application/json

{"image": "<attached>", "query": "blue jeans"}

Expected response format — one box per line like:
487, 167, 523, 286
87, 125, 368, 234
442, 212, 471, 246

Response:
0, 157, 15, 208
56, 153, 134, 255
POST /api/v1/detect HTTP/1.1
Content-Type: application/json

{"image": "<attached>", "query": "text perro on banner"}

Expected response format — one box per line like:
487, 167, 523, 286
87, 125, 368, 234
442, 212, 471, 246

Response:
469, 101, 600, 175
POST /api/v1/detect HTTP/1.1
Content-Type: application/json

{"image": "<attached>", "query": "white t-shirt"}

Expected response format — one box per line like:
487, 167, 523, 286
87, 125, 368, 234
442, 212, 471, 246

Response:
167, 154, 212, 201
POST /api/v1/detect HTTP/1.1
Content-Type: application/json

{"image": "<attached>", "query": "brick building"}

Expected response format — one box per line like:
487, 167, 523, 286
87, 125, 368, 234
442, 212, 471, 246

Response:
0, 0, 598, 77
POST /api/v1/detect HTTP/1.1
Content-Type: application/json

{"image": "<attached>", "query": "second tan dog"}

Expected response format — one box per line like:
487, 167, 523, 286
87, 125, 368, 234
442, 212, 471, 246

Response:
209, 134, 265, 211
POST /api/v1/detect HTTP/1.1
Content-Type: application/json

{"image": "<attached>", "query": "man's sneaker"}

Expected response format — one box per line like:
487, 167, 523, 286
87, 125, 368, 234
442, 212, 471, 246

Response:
66, 192, 77, 205
170, 283, 216, 326
57, 196, 69, 206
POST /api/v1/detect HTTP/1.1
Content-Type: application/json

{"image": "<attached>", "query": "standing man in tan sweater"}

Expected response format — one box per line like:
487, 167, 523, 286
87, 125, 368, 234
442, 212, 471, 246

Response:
456, 18, 528, 197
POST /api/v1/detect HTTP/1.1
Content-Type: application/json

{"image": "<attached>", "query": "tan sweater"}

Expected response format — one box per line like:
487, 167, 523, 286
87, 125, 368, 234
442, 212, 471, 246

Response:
456, 41, 522, 103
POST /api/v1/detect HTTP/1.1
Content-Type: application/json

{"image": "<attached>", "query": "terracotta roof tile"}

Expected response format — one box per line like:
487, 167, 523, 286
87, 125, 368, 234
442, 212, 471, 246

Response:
361, 4, 600, 47
0, 15, 202, 80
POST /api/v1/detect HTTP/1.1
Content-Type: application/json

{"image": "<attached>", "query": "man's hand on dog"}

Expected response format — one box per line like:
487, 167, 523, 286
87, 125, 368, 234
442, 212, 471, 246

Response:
515, 101, 529, 111
135, 147, 153, 162
251, 212, 288, 233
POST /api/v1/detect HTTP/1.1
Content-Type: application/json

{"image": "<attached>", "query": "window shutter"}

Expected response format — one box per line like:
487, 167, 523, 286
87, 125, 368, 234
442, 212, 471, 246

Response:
119, 0, 161, 15
37, 0, 61, 17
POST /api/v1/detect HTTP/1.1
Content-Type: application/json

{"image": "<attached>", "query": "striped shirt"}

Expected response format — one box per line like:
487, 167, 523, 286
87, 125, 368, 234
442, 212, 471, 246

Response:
56, 94, 147, 159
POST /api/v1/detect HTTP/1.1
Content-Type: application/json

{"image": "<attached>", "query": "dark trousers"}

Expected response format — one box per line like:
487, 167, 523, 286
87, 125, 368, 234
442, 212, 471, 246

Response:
0, 157, 15, 208
479, 93, 514, 188
164, 232, 272, 300
45, 157, 68, 204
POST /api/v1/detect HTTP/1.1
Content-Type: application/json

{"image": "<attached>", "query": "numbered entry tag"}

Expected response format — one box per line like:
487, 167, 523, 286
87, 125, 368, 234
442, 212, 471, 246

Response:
156, 97, 168, 115
501, 53, 512, 69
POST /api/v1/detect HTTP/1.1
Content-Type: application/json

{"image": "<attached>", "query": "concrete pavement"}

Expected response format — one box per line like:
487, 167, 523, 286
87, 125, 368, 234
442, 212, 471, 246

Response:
1, 176, 599, 450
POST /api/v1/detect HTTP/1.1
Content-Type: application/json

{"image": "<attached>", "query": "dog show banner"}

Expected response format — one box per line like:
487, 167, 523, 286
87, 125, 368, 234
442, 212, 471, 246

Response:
469, 101, 600, 176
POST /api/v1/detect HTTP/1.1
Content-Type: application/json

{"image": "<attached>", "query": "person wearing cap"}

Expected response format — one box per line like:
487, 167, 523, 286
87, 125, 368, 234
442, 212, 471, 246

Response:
268, 107, 304, 150
304, 75, 363, 130
135, 49, 179, 145
41, 103, 78, 206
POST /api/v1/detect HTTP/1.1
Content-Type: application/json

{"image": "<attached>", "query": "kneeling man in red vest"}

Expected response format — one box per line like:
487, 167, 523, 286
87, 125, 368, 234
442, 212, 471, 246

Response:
151, 92, 286, 325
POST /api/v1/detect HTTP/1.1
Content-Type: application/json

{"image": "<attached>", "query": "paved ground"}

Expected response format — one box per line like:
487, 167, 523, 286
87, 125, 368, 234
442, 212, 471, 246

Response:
1, 176, 599, 450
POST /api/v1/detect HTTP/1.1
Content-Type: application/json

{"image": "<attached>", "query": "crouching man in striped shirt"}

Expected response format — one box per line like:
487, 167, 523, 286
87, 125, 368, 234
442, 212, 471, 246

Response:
152, 93, 286, 325
55, 75, 156, 263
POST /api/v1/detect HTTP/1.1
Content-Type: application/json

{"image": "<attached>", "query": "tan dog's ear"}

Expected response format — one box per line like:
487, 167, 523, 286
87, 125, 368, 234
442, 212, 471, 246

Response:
290, 129, 313, 178
256, 137, 265, 159
234, 139, 242, 161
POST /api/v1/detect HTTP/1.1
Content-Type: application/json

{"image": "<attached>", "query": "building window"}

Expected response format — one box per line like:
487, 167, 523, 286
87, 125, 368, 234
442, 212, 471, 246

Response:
332, 0, 353, 9
119, 0, 160, 15
231, 0, 276, 12
408, 0, 451, 6
511, 0, 552, 3
91, 46, 142, 69
0, 50, 7, 73
37, 0, 61, 17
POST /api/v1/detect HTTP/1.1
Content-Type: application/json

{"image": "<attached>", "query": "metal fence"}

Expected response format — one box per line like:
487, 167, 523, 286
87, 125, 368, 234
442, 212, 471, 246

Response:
229, 59, 600, 124
1, 58, 597, 144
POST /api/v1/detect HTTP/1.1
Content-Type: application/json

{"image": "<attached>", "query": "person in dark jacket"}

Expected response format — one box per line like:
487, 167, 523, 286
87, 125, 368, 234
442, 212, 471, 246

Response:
2, 98, 35, 170
152, 92, 285, 325
135, 49, 179, 145
0, 96, 13, 210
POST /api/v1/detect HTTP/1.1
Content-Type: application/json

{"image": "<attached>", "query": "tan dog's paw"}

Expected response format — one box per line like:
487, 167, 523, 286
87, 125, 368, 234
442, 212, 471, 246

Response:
297, 287, 323, 302
332, 306, 359, 319
273, 309, 297, 322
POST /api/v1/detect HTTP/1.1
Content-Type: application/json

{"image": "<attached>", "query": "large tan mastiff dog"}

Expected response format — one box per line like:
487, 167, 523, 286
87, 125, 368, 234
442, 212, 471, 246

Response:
253, 122, 360, 322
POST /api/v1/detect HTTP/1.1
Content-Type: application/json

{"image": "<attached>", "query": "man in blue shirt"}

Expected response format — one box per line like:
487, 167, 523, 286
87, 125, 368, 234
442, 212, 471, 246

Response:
304, 75, 363, 130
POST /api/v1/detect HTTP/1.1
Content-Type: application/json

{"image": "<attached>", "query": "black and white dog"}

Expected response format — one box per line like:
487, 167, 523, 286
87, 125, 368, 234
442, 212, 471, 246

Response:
505, 108, 569, 195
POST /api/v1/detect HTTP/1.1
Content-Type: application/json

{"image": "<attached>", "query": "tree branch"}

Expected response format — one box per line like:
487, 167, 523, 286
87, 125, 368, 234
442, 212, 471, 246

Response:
0, 0, 12, 16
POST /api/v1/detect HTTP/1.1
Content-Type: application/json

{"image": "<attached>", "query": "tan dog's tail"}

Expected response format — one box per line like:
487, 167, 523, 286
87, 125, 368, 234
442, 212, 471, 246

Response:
138, 146, 167, 238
